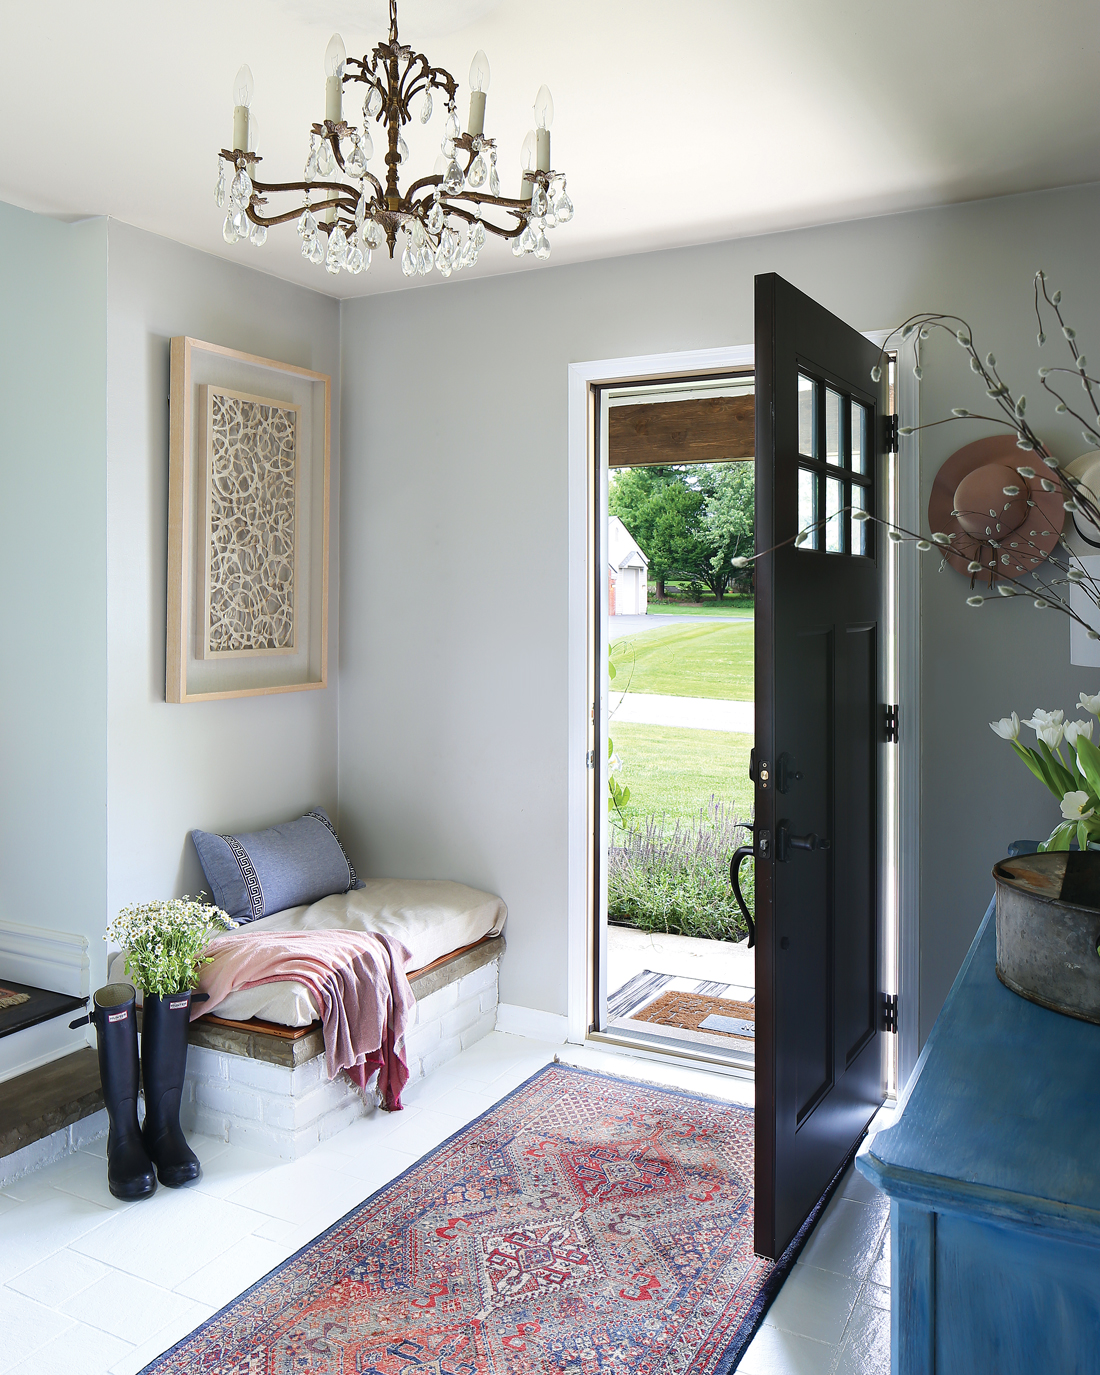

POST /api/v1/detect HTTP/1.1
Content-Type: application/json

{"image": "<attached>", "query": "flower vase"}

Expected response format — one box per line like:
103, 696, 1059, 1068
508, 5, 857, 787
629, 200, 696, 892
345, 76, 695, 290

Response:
994, 850, 1100, 1024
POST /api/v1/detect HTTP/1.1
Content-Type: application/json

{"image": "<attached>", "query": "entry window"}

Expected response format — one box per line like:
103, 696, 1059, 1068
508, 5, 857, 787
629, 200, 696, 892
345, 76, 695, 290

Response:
796, 371, 873, 557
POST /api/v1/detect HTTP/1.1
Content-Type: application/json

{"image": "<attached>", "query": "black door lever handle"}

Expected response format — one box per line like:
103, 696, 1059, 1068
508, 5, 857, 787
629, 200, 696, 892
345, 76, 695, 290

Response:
776, 821, 831, 862
789, 832, 830, 851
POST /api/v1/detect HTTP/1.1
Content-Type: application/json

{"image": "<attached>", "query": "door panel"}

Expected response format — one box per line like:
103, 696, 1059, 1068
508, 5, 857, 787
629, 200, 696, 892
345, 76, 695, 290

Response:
754, 273, 887, 1259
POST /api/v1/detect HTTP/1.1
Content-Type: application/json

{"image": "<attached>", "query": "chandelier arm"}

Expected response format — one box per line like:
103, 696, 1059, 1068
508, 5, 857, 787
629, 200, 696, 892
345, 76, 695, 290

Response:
404, 173, 445, 202
245, 195, 356, 230
442, 205, 528, 240
405, 189, 526, 240
247, 176, 366, 201
398, 53, 430, 112
401, 57, 457, 111
449, 191, 538, 214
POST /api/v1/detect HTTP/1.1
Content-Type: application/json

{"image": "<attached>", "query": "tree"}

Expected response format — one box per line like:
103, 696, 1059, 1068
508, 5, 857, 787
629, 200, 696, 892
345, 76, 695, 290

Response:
608, 465, 682, 598
609, 461, 755, 601
703, 463, 755, 596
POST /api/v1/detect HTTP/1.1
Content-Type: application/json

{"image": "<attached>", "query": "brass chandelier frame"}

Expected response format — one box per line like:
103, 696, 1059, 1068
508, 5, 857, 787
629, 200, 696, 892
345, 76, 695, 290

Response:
219, 0, 562, 263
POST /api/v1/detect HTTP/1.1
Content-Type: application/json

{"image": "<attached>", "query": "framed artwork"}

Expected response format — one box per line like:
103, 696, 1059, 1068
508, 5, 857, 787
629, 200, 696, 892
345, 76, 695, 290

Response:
167, 338, 330, 702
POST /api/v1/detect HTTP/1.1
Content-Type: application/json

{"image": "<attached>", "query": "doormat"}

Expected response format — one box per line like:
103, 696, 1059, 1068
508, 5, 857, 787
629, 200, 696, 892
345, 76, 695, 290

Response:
0, 988, 29, 1011
608, 969, 755, 1021
634, 990, 756, 1041
140, 1064, 787, 1375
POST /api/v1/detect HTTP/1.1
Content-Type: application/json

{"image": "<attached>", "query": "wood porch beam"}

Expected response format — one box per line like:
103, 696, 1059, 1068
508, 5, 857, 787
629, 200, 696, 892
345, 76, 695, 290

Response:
608, 394, 755, 467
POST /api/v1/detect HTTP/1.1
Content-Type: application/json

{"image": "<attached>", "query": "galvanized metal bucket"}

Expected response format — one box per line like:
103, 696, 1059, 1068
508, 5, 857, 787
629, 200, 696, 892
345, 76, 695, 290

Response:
993, 851, 1100, 1025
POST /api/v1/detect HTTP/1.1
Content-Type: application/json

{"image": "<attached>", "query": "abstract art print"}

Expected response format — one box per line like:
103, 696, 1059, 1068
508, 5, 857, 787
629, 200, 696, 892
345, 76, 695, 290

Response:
201, 386, 300, 658
166, 337, 331, 702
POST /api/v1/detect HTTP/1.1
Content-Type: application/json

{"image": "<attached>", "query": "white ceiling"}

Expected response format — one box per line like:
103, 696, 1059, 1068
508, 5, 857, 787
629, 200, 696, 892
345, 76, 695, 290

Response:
2, 0, 1098, 299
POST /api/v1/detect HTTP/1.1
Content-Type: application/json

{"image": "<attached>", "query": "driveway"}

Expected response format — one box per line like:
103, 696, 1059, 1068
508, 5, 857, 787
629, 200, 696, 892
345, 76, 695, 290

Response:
610, 691, 754, 733
610, 613, 751, 641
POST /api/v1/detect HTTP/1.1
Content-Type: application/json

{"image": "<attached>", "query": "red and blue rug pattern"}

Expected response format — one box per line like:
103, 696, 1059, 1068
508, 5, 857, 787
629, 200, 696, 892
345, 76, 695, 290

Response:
144, 1064, 777, 1374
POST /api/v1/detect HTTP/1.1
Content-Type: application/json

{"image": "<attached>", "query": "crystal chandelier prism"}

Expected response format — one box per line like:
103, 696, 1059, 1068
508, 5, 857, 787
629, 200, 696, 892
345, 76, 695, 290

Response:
215, 0, 572, 279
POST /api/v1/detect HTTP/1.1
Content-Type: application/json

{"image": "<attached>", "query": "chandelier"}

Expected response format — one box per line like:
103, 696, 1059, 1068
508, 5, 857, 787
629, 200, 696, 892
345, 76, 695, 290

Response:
215, 0, 573, 279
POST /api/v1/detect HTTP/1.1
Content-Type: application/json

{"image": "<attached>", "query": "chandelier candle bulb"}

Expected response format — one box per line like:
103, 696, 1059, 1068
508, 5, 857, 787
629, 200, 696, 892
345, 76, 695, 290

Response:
467, 49, 490, 137
232, 64, 253, 154
520, 129, 536, 200
325, 33, 346, 123
534, 83, 553, 171
247, 113, 259, 175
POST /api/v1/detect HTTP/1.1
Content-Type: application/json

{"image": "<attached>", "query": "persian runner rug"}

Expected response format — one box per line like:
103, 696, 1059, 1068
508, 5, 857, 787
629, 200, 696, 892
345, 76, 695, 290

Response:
142, 1064, 793, 1375
0, 987, 30, 1011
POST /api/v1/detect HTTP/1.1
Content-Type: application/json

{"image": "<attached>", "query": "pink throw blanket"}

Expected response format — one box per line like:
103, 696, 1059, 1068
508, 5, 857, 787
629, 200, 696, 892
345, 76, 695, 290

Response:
194, 929, 415, 1110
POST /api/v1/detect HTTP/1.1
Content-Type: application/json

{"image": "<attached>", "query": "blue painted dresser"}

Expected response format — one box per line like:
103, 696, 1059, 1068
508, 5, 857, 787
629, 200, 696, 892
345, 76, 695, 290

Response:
856, 900, 1100, 1374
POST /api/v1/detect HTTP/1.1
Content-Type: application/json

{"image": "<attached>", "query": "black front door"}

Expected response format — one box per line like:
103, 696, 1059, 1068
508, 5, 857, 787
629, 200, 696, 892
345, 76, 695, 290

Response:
753, 273, 887, 1259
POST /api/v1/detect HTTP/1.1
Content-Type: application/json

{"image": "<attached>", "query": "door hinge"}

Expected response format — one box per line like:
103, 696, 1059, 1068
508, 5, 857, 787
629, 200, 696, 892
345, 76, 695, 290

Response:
586, 749, 596, 769
884, 414, 899, 454
882, 992, 898, 1034
884, 704, 900, 743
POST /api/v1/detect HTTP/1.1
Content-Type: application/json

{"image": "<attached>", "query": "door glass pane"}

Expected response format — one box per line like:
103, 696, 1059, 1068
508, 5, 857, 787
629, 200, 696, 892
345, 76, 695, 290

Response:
825, 477, 843, 552
798, 466, 817, 549
825, 388, 841, 466
851, 401, 867, 474
798, 375, 815, 457
851, 483, 868, 555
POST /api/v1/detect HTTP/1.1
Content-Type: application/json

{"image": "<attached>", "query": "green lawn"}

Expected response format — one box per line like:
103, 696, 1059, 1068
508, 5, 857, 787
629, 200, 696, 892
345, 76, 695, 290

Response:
610, 621, 754, 699
608, 723, 754, 824
647, 592, 754, 616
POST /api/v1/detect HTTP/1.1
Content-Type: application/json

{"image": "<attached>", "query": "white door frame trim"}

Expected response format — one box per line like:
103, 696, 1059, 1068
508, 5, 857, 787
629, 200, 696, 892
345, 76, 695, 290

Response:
566, 338, 920, 1091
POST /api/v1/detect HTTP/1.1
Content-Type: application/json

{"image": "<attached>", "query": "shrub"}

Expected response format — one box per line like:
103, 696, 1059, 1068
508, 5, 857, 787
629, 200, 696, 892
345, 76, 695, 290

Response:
608, 798, 753, 943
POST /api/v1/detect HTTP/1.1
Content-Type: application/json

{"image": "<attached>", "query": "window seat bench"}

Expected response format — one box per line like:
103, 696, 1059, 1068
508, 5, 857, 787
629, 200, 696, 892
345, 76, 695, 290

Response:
180, 933, 505, 1159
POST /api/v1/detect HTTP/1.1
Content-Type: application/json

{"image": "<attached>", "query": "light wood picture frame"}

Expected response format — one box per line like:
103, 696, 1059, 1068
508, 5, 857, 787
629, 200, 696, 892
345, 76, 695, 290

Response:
167, 337, 331, 703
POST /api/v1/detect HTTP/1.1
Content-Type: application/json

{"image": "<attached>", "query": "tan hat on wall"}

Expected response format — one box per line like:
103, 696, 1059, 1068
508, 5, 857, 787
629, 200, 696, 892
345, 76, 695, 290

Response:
927, 434, 1065, 580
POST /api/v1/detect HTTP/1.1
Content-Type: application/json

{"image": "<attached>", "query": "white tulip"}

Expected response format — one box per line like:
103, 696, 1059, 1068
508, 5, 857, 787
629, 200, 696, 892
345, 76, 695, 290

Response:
1079, 691, 1100, 717
1065, 719, 1095, 749
1035, 722, 1065, 749
1060, 790, 1095, 822
1024, 708, 1064, 731
989, 713, 1021, 741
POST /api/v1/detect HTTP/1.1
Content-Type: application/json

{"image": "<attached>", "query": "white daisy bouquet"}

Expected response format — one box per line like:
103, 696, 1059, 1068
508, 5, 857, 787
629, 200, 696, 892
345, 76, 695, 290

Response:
106, 896, 235, 997
990, 693, 1100, 851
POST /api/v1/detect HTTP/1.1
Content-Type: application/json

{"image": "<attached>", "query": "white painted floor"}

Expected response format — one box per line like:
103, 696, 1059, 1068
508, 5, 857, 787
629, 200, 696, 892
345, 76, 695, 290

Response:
608, 924, 756, 992
610, 690, 754, 732
0, 1032, 891, 1375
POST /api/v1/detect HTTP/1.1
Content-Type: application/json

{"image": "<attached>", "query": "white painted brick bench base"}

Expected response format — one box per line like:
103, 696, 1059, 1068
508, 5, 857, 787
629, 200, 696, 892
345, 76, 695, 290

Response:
180, 952, 500, 1160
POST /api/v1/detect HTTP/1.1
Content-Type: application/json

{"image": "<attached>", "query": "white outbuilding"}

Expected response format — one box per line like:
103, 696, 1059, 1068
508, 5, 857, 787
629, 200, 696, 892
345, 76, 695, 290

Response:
608, 516, 649, 615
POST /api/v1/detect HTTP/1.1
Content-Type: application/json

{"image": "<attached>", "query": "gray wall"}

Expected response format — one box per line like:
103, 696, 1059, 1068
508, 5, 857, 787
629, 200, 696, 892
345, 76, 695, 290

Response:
0, 204, 109, 966
338, 182, 1100, 1039
104, 223, 342, 976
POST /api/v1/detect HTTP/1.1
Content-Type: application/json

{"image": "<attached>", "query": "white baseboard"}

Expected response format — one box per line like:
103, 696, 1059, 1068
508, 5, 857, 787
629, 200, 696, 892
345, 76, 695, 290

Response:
0, 920, 90, 997
0, 1015, 89, 1084
495, 1003, 569, 1044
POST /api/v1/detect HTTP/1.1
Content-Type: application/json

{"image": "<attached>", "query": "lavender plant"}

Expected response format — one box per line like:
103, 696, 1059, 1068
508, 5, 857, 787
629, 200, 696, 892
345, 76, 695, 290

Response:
608, 798, 753, 942
106, 897, 235, 997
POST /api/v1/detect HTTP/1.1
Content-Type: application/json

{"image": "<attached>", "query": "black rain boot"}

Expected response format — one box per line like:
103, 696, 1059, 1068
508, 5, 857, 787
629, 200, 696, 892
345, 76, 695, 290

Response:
73, 984, 157, 1201
141, 990, 201, 1187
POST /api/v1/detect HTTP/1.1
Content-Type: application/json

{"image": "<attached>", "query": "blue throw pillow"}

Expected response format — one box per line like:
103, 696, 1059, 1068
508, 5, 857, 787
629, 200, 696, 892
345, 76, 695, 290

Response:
191, 808, 362, 923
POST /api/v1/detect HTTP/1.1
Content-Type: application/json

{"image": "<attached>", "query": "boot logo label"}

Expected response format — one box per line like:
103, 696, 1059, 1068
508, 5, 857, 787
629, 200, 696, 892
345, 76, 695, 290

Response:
170, 999, 189, 1010
107, 1011, 128, 1022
